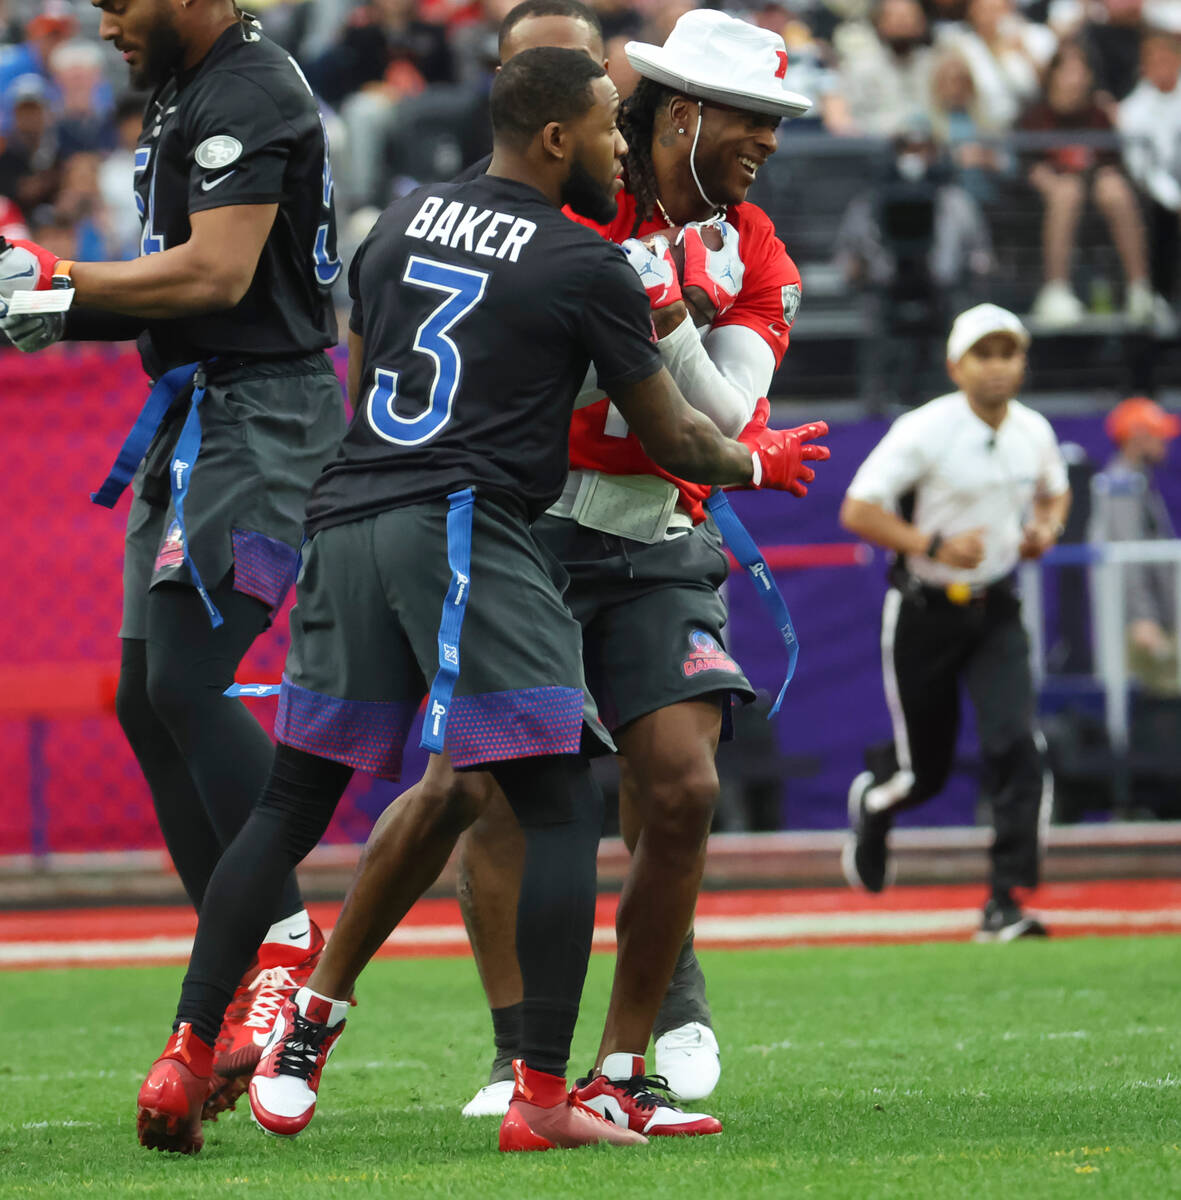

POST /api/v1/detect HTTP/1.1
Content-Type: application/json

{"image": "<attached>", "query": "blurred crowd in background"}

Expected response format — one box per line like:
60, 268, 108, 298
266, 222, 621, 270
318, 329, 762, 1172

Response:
2, 0, 1181, 353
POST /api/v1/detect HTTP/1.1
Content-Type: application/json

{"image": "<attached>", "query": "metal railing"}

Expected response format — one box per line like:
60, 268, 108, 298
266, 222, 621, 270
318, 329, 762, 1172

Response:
1020, 538, 1181, 749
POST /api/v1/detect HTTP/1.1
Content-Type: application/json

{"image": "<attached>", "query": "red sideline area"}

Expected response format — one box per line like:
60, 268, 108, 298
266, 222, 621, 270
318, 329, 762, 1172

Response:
4, 880, 1180, 970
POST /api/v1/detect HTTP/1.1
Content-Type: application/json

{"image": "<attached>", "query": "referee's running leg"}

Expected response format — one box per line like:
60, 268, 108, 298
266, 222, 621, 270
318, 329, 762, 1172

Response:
964, 592, 1048, 940
842, 587, 967, 894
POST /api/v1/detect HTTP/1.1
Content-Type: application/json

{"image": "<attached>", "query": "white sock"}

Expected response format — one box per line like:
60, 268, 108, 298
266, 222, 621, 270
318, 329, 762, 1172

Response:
598, 1052, 645, 1081
261, 909, 311, 949
294, 985, 351, 1026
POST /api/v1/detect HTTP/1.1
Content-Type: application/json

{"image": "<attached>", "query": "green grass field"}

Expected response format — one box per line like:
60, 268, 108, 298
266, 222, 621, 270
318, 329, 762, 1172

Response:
2, 938, 1179, 1198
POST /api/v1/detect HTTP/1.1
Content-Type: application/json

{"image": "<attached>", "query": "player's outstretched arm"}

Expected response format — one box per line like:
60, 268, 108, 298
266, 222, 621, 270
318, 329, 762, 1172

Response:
612, 368, 829, 493
4, 204, 278, 320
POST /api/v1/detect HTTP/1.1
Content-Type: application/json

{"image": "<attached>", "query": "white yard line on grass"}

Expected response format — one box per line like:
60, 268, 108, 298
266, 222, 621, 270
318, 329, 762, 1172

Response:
5, 907, 1181, 967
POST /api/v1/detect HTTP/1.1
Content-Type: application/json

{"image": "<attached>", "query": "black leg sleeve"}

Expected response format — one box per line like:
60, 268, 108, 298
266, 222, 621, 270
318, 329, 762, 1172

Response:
490, 754, 604, 1078
176, 744, 353, 1046
144, 575, 304, 923
115, 638, 220, 910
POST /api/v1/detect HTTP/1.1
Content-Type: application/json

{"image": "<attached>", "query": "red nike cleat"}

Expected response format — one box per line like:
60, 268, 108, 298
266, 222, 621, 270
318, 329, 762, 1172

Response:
215, 921, 325, 1080
248, 987, 349, 1137
573, 1053, 722, 1136
498, 1061, 648, 1151
202, 1072, 249, 1122
136, 1023, 214, 1154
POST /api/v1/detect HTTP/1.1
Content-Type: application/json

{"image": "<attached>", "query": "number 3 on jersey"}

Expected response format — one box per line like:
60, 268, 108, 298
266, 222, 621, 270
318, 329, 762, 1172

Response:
366, 256, 488, 446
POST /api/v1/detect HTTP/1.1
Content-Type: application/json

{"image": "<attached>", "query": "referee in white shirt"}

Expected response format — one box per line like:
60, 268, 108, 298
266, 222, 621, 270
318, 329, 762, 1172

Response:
839, 304, 1072, 941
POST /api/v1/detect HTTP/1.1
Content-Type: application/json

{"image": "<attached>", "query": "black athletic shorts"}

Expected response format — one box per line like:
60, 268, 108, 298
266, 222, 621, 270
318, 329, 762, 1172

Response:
534, 514, 754, 733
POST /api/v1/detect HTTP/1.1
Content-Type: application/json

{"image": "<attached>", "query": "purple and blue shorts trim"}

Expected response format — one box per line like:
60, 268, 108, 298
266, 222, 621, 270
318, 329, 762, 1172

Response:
275, 677, 418, 781
275, 678, 585, 778
232, 528, 301, 619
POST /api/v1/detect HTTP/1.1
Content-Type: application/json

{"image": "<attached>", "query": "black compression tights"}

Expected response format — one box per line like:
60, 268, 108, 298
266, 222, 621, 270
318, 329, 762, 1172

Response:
179, 744, 353, 1044
115, 576, 303, 923
178, 743, 602, 1074
491, 755, 604, 1078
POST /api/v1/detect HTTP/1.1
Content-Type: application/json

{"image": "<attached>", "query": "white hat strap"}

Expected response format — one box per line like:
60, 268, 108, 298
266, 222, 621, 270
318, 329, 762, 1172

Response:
688, 101, 723, 215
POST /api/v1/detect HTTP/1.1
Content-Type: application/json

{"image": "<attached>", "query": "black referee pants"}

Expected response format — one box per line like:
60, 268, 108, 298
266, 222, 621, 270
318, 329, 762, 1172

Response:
870, 585, 1046, 895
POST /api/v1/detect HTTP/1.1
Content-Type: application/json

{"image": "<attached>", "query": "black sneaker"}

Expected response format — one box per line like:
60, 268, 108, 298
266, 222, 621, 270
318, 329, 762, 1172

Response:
974, 899, 1049, 943
841, 770, 893, 893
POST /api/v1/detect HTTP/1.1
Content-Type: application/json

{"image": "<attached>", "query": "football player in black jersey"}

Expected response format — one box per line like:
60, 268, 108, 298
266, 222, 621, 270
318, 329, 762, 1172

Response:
130, 47, 825, 1156
0, 0, 345, 1111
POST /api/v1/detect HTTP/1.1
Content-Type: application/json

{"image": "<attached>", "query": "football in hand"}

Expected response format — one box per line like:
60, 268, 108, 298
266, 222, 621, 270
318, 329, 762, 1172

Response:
643, 223, 724, 328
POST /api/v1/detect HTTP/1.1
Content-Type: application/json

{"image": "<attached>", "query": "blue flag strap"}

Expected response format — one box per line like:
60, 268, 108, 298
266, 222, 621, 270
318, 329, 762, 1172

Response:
705, 490, 797, 717
421, 488, 476, 754
169, 374, 222, 628
91, 360, 201, 509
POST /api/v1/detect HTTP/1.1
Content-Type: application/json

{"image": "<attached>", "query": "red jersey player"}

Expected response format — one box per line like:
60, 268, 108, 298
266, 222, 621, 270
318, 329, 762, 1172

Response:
452, 9, 822, 1133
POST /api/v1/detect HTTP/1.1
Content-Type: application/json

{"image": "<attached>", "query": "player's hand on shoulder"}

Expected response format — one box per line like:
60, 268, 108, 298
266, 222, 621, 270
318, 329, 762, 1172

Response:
620, 235, 682, 309
737, 397, 830, 496
0, 236, 59, 298
680, 218, 743, 319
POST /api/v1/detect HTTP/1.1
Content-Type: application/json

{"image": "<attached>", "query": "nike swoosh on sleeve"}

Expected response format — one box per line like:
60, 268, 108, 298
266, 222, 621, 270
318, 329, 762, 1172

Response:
201, 170, 238, 192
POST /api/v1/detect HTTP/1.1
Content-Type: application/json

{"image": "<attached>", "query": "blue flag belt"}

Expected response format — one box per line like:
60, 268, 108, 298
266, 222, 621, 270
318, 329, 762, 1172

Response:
705, 490, 798, 717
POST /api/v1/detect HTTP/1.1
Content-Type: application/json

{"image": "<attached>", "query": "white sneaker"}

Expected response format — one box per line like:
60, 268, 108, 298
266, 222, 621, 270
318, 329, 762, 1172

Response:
1125, 280, 1156, 327
653, 1022, 720, 1102
461, 1078, 514, 1117
1031, 281, 1086, 327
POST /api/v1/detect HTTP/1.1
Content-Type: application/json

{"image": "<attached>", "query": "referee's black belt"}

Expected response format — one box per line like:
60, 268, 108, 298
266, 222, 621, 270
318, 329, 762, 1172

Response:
890, 561, 1016, 609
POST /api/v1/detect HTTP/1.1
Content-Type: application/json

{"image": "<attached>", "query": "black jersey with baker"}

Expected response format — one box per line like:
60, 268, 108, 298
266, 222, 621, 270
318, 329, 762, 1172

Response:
132, 19, 338, 373
307, 175, 662, 534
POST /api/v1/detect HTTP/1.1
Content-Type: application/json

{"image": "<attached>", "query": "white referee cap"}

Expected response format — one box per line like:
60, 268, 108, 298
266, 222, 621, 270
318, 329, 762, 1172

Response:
946, 303, 1030, 363
625, 11, 813, 120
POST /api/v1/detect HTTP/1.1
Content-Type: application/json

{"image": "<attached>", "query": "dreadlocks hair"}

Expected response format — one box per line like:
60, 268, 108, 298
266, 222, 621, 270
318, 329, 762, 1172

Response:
618, 78, 677, 235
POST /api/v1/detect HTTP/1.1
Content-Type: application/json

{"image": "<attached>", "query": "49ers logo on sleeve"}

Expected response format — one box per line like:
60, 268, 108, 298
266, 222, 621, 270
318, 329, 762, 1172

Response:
681, 630, 739, 678
195, 135, 243, 170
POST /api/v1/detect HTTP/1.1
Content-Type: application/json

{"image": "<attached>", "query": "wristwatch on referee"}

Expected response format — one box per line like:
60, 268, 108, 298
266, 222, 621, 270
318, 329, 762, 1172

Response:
925, 532, 943, 560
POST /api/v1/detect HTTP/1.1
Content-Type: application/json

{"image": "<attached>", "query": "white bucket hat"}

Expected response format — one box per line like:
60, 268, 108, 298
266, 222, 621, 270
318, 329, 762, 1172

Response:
625, 10, 812, 120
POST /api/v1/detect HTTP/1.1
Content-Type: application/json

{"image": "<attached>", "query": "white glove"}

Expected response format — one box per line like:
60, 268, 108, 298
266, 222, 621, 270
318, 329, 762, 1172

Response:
619, 235, 682, 309
681, 218, 744, 316
0, 303, 64, 352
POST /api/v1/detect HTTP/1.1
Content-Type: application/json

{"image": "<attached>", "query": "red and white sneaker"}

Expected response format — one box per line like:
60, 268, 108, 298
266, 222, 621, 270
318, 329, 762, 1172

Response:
214, 920, 325, 1081
136, 1022, 214, 1154
498, 1060, 648, 1151
248, 986, 348, 1137
574, 1053, 722, 1136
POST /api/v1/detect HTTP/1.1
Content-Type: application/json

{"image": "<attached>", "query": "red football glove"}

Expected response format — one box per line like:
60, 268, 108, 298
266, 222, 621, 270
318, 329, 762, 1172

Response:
680, 219, 744, 317
620, 235, 682, 309
0, 236, 59, 292
737, 398, 830, 496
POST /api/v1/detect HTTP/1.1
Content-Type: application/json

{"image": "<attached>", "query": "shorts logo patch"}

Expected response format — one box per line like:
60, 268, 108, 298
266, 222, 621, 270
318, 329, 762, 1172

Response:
682, 629, 739, 678
154, 520, 185, 571
195, 134, 243, 170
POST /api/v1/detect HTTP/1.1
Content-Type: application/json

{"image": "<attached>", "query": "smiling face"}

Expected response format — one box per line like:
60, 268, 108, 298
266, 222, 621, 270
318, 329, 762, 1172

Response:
676, 98, 780, 207
93, 0, 185, 90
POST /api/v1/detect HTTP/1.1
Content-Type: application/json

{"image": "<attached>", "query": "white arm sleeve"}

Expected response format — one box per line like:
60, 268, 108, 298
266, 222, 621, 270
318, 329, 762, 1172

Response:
655, 316, 775, 436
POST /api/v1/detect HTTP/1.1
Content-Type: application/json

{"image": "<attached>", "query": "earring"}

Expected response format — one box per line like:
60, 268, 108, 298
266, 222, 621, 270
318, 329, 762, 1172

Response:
677, 128, 685, 135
